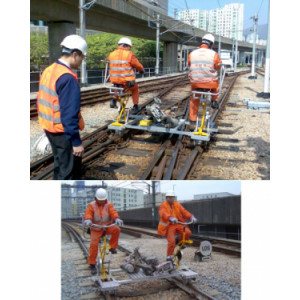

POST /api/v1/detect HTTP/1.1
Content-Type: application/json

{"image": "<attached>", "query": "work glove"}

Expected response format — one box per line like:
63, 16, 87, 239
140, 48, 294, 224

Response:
169, 217, 178, 224
190, 216, 197, 224
84, 219, 92, 226
115, 218, 124, 226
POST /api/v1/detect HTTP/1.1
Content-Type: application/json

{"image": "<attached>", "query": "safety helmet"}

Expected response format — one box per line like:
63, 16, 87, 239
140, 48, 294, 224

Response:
202, 33, 215, 44
60, 35, 88, 56
118, 37, 132, 47
166, 190, 176, 197
95, 188, 107, 200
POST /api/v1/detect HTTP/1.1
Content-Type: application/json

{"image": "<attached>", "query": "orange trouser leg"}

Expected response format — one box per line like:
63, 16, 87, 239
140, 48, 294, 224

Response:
166, 225, 192, 256
189, 91, 200, 122
88, 230, 103, 265
127, 83, 139, 105
105, 225, 120, 249
211, 86, 219, 101
113, 83, 139, 105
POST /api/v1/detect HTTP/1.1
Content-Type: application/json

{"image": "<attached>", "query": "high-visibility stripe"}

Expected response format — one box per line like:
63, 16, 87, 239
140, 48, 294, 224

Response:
159, 222, 168, 226
190, 67, 214, 72
110, 73, 135, 77
38, 98, 60, 111
190, 60, 214, 65
38, 111, 61, 123
39, 84, 58, 97
110, 67, 133, 71
190, 74, 216, 78
110, 60, 130, 64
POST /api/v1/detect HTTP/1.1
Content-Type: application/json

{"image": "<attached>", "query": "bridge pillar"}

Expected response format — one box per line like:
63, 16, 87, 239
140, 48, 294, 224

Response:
48, 21, 76, 63
163, 42, 178, 74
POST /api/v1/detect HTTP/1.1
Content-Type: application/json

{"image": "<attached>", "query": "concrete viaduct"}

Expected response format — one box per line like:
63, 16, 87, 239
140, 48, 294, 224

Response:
31, 0, 266, 69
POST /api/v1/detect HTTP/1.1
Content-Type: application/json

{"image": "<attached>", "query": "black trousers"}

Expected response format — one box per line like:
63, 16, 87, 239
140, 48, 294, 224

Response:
45, 131, 82, 180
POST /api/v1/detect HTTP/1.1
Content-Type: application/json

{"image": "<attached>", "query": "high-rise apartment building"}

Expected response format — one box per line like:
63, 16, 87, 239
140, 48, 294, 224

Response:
178, 9, 208, 30
178, 3, 244, 40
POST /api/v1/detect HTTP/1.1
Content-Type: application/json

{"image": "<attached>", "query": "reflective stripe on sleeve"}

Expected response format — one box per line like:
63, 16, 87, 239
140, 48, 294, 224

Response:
110, 73, 135, 77
159, 222, 168, 226
110, 60, 131, 64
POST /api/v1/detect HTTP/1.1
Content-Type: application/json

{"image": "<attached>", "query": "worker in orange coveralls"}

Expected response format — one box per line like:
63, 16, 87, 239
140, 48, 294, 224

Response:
188, 33, 222, 122
108, 37, 144, 114
83, 188, 123, 274
157, 190, 197, 257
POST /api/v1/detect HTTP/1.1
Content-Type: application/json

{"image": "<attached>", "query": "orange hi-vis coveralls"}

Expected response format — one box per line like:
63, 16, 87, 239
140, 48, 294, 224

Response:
188, 44, 222, 121
157, 201, 193, 256
37, 62, 85, 133
108, 46, 144, 105
84, 200, 120, 265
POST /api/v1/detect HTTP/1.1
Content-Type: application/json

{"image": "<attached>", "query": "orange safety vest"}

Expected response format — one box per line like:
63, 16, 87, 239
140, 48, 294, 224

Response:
108, 48, 136, 84
37, 62, 85, 133
157, 201, 192, 236
90, 201, 113, 230
189, 48, 218, 84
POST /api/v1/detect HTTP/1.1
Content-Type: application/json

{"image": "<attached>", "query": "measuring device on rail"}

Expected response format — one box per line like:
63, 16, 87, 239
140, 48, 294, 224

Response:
82, 220, 199, 294
104, 58, 226, 143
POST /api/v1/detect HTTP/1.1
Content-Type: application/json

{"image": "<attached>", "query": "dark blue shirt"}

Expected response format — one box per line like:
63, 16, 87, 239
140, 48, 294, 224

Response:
55, 60, 82, 146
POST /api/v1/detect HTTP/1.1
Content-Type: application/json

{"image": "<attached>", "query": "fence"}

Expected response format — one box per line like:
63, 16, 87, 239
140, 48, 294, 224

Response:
30, 66, 180, 93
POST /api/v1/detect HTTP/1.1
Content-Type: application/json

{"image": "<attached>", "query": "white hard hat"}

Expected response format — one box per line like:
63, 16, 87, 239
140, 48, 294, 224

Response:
95, 188, 107, 200
202, 33, 215, 44
166, 190, 176, 197
60, 34, 88, 56
118, 37, 132, 47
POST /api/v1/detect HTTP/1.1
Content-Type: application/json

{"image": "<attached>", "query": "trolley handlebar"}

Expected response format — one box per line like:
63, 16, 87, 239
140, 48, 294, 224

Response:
89, 222, 118, 229
177, 221, 193, 225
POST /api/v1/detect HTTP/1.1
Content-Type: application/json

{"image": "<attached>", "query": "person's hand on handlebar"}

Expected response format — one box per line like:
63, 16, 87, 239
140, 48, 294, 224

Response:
84, 219, 92, 226
115, 218, 124, 226
190, 216, 197, 224
169, 217, 178, 224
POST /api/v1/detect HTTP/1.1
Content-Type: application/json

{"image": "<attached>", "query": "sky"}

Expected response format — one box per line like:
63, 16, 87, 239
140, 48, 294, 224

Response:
167, 0, 269, 29
63, 180, 241, 201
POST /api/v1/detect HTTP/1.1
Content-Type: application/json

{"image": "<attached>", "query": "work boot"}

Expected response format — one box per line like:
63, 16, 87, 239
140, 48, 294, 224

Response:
109, 248, 117, 254
110, 98, 117, 108
130, 105, 141, 114
90, 264, 97, 275
175, 250, 183, 262
211, 100, 219, 109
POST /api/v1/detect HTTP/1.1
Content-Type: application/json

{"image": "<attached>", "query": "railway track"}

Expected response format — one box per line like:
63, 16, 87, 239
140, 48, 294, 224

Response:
30, 70, 249, 180
62, 222, 217, 300
30, 74, 189, 118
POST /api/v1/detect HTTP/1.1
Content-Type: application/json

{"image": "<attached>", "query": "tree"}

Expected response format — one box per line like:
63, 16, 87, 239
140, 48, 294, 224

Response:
30, 32, 49, 70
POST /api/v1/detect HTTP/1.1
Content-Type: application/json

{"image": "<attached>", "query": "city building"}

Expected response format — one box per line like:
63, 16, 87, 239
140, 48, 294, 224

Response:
193, 192, 236, 200
178, 3, 244, 40
178, 9, 208, 30
107, 187, 144, 211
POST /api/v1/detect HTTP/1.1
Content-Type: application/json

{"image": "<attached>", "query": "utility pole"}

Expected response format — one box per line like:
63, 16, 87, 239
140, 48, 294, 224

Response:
249, 12, 258, 79
258, 0, 270, 98
232, 37, 235, 68
79, 0, 87, 86
152, 181, 157, 228
155, 14, 160, 76
234, 0, 240, 71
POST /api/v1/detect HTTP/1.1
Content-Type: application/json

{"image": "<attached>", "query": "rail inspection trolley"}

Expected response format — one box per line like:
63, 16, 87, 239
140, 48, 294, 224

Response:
103, 59, 226, 143
83, 221, 198, 295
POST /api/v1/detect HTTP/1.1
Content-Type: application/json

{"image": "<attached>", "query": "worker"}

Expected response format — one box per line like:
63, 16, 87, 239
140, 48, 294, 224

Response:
188, 33, 222, 123
83, 188, 124, 275
37, 35, 87, 179
108, 37, 144, 114
157, 190, 197, 257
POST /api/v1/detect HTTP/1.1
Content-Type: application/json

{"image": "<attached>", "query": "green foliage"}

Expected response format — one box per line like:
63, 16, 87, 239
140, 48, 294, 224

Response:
30, 32, 163, 70
30, 32, 49, 70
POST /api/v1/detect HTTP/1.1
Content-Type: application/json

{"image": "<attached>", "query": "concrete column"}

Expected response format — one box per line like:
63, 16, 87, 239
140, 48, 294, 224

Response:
48, 21, 76, 63
163, 42, 178, 74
